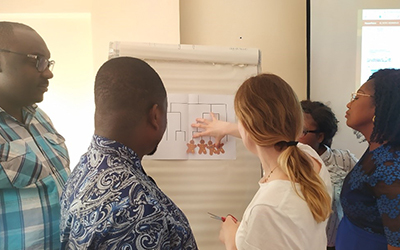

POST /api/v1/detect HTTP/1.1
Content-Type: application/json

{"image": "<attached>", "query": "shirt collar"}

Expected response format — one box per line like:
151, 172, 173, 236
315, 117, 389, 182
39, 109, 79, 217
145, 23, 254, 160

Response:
91, 134, 157, 185
25, 104, 38, 114
320, 144, 332, 160
0, 104, 37, 123
0, 104, 37, 114
92, 134, 140, 164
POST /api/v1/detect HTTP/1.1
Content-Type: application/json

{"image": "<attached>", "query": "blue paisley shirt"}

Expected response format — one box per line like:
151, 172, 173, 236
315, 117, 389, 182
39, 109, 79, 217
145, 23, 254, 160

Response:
60, 135, 198, 250
340, 143, 400, 247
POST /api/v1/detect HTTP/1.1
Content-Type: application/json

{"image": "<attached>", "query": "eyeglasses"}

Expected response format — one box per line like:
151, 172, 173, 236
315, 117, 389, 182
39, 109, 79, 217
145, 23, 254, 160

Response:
302, 129, 320, 137
0, 48, 55, 72
350, 92, 373, 102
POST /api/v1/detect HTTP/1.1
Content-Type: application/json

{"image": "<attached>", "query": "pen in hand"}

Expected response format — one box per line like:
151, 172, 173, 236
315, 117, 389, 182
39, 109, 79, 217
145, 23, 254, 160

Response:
208, 212, 238, 223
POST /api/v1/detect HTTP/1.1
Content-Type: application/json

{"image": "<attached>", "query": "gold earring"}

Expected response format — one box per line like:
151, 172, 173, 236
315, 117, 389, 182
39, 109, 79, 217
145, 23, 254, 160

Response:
372, 115, 376, 122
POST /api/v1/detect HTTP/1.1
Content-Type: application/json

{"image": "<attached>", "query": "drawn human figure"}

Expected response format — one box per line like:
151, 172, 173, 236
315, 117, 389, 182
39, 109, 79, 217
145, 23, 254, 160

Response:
197, 139, 207, 154
207, 140, 217, 155
186, 139, 197, 154
215, 143, 225, 154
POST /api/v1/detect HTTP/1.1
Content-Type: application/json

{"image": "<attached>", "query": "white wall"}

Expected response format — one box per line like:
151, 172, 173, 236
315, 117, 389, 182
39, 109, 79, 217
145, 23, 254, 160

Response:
90, 0, 180, 71
311, 0, 400, 158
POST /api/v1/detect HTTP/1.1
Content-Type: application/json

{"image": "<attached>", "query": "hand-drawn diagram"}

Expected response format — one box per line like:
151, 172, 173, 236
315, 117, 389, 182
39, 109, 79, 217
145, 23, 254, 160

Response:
146, 94, 236, 160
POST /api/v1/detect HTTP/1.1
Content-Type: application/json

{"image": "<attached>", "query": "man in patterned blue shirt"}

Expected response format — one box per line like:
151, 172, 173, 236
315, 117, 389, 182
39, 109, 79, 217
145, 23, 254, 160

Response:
0, 22, 70, 249
60, 57, 198, 249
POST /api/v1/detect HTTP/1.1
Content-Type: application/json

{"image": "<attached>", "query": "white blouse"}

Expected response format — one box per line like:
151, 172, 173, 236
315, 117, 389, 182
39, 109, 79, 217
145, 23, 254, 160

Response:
235, 143, 332, 250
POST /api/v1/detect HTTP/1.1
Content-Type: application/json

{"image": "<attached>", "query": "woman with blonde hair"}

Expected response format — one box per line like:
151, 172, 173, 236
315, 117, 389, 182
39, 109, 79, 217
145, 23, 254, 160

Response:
194, 73, 332, 249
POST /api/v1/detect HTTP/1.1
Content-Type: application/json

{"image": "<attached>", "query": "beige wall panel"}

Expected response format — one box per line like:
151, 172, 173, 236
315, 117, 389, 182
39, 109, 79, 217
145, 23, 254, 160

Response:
180, 0, 307, 100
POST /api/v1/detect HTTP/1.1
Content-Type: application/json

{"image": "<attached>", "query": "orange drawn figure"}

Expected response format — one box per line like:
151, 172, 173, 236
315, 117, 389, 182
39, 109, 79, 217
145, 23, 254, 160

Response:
197, 139, 207, 154
215, 143, 225, 154
207, 140, 217, 156
186, 139, 197, 154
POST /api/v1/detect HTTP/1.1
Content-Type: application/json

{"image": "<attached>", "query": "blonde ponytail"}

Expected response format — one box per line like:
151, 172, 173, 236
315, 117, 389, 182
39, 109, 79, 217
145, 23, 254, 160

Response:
277, 146, 332, 223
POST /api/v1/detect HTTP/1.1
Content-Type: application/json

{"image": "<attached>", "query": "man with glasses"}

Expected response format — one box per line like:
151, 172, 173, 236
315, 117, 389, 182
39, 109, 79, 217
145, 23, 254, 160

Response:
0, 21, 70, 249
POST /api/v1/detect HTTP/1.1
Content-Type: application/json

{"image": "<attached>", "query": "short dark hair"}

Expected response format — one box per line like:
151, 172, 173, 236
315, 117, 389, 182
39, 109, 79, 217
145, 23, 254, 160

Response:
0, 21, 35, 49
368, 68, 400, 145
94, 57, 166, 123
301, 100, 338, 147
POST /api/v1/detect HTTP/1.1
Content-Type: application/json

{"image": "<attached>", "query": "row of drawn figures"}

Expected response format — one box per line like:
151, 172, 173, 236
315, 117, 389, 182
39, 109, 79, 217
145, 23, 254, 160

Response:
186, 139, 225, 155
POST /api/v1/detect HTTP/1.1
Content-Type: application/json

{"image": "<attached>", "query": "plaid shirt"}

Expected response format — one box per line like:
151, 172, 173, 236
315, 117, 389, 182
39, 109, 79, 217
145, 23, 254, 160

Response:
0, 105, 70, 250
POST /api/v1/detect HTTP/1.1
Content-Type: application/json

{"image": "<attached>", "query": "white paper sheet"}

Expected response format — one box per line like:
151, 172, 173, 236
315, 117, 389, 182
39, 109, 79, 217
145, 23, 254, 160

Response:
146, 94, 236, 160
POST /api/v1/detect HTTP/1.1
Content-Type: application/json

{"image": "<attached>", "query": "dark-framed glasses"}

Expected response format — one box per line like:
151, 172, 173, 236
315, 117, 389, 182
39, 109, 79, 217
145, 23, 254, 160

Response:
350, 92, 373, 102
302, 129, 320, 137
0, 48, 55, 72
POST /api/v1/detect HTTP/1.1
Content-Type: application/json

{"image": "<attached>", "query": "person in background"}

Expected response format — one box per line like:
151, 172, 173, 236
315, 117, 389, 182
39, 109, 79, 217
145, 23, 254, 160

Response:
195, 73, 332, 249
300, 100, 358, 250
336, 68, 400, 250
60, 57, 198, 249
0, 21, 70, 249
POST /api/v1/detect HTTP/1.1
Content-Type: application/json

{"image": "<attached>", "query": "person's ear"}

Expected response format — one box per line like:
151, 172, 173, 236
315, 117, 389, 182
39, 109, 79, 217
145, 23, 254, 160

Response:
148, 103, 160, 130
317, 132, 324, 144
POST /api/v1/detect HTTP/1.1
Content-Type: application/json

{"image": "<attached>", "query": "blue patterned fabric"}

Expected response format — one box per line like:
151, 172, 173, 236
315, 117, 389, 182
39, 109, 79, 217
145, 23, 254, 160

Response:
338, 144, 400, 249
336, 215, 387, 250
0, 105, 70, 250
60, 135, 198, 250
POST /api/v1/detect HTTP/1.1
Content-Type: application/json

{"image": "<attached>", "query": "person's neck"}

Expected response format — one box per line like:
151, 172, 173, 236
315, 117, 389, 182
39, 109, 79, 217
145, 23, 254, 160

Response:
363, 131, 383, 151
317, 145, 327, 156
369, 141, 382, 151
257, 146, 287, 182
0, 102, 24, 123
94, 126, 146, 160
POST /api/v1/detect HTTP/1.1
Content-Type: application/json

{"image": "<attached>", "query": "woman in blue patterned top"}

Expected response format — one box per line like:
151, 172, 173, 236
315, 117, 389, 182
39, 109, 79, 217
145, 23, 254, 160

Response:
336, 68, 400, 250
